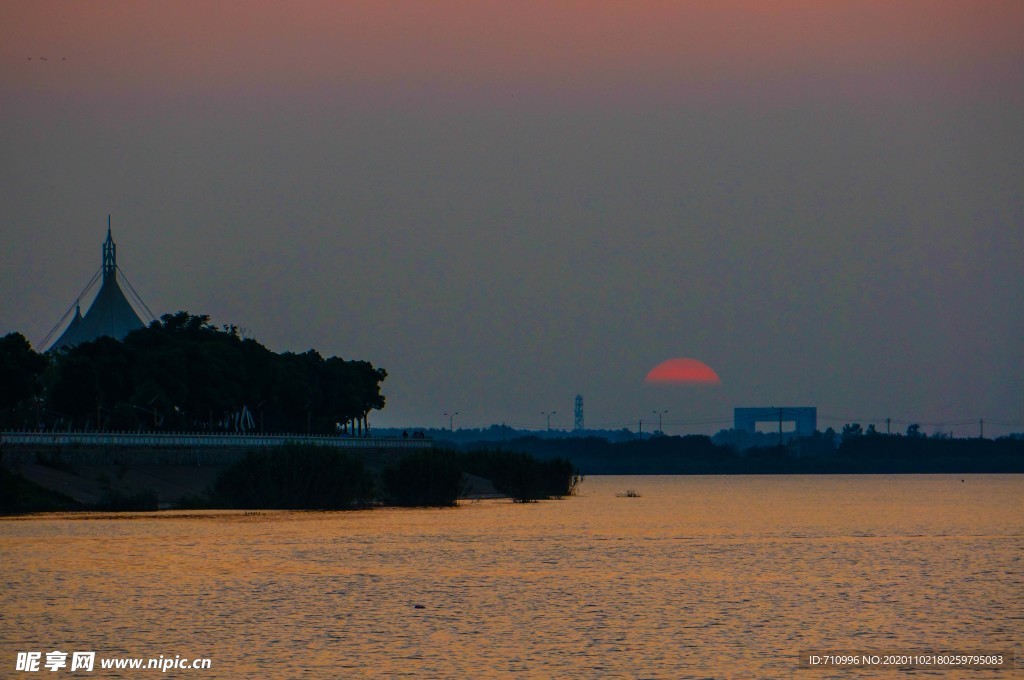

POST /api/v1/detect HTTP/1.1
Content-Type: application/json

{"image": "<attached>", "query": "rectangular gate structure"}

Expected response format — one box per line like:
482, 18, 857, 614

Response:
734, 407, 817, 436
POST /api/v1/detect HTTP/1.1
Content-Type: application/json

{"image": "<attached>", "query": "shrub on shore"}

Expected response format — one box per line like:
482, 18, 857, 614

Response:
381, 448, 465, 507
208, 445, 375, 509
460, 449, 582, 503
206, 446, 580, 509
1, 444, 583, 512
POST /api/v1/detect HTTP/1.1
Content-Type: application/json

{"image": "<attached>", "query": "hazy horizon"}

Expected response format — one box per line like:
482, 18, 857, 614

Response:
2, 2, 1022, 436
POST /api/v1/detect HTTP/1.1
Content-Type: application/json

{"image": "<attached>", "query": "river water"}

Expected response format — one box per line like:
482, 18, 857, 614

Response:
2, 475, 1021, 678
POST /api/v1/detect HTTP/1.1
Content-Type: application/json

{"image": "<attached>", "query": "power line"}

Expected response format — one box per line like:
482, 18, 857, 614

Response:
37, 267, 102, 349
116, 265, 156, 322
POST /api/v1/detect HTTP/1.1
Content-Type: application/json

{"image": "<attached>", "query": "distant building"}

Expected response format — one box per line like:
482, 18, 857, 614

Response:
734, 407, 817, 436
47, 225, 147, 351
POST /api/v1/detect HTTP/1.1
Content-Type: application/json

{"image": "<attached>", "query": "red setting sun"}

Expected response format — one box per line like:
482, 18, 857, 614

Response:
644, 358, 721, 385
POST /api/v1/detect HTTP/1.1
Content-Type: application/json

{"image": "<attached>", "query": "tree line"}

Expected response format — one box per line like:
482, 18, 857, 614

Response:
0, 312, 387, 434
474, 430, 1024, 475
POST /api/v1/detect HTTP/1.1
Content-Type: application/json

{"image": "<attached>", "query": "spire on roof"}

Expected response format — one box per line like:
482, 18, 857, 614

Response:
47, 218, 145, 351
102, 214, 116, 282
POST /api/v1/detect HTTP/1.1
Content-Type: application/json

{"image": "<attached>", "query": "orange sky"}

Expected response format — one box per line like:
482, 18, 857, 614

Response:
3, 2, 1023, 431
4, 1, 1023, 108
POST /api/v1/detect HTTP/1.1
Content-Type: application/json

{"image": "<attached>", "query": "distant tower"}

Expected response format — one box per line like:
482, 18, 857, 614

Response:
574, 394, 584, 431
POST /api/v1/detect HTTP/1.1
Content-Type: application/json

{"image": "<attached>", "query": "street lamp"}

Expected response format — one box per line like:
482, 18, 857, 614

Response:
541, 411, 557, 431
444, 411, 459, 432
652, 410, 668, 435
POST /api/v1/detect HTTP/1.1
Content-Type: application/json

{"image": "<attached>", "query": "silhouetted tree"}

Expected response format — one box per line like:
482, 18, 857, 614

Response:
0, 332, 48, 427
39, 311, 387, 433
841, 423, 863, 440
49, 336, 135, 428
792, 429, 838, 457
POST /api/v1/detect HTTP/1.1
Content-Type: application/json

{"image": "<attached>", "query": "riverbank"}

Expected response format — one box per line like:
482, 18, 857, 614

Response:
0, 446, 578, 513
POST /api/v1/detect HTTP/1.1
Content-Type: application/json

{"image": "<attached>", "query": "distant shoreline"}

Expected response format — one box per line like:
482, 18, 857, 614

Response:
457, 433, 1024, 476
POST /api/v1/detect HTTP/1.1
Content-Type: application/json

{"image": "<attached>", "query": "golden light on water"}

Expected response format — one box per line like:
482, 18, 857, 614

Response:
2, 475, 1021, 676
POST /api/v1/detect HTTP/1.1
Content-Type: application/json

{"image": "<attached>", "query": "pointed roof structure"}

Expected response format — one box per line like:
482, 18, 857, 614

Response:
48, 220, 146, 351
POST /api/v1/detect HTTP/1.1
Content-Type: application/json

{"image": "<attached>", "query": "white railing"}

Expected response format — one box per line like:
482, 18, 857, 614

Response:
0, 431, 432, 450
